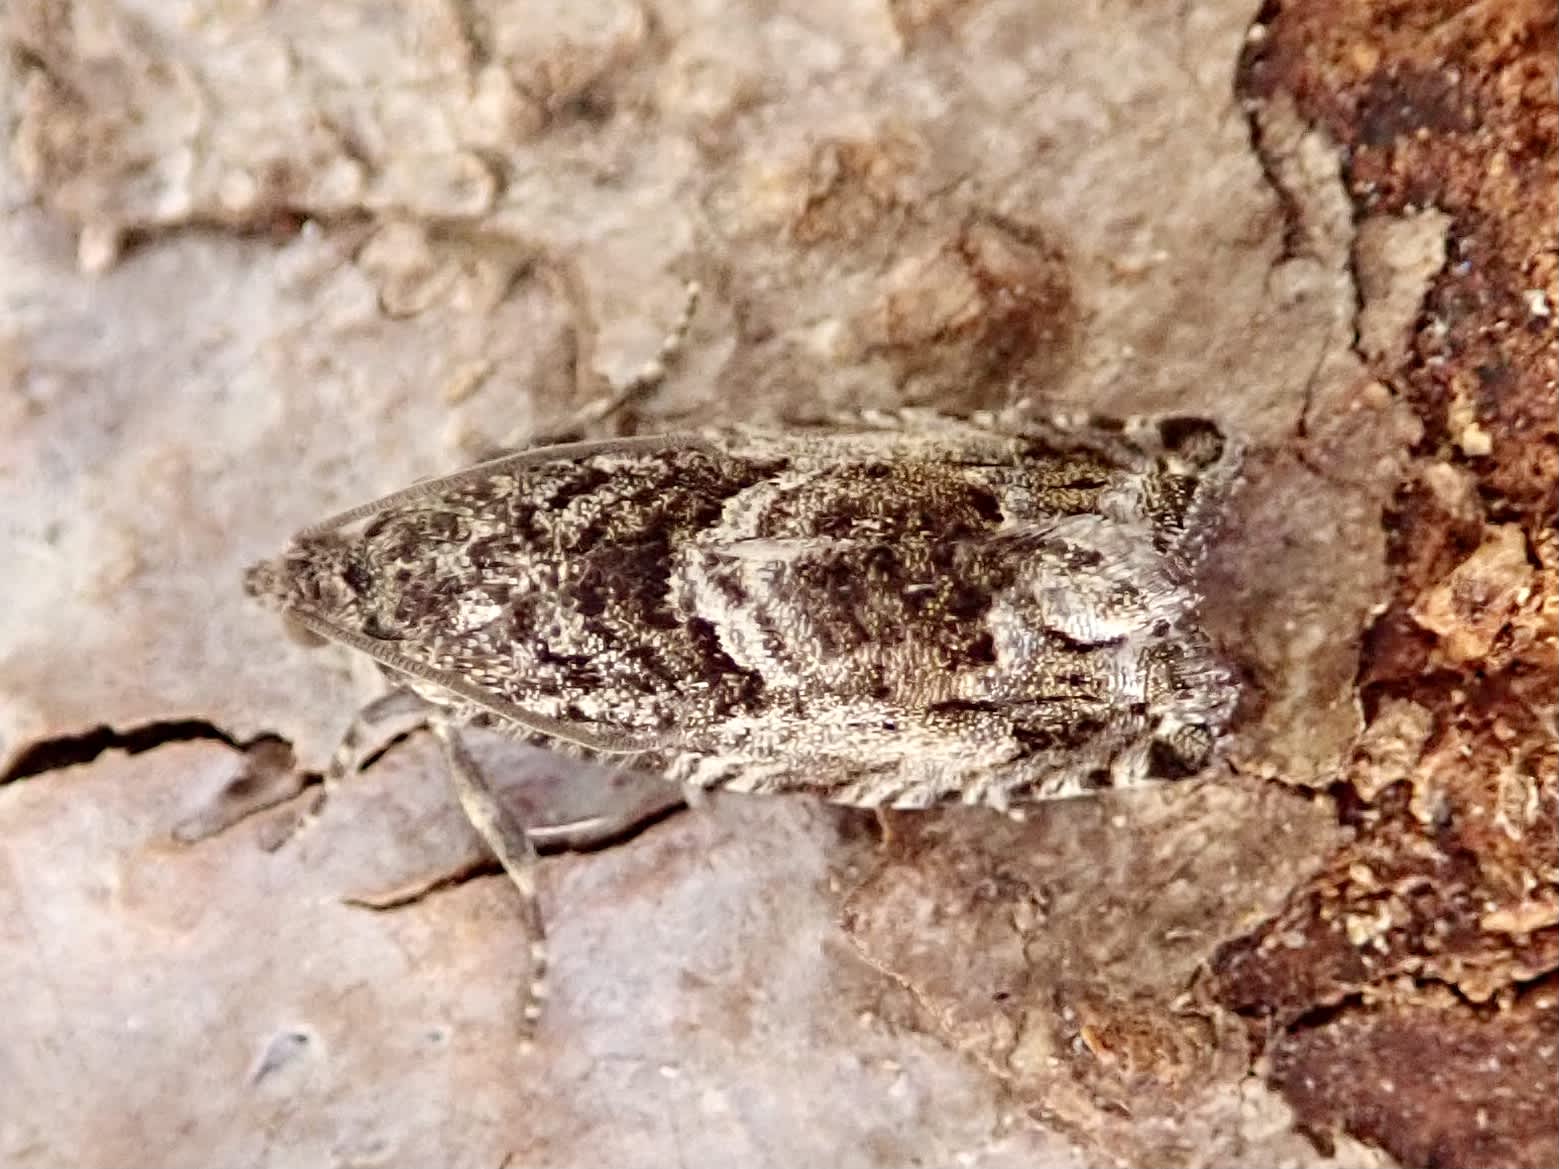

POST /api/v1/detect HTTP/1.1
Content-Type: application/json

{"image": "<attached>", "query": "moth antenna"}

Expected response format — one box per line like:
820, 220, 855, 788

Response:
432, 719, 548, 1048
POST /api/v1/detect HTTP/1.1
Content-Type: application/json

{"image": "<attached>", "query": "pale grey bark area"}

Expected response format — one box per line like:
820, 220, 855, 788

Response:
1, 1, 1420, 1164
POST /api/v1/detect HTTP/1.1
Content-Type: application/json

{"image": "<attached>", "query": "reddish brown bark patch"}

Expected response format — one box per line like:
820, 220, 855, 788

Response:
1224, 1, 1558, 1165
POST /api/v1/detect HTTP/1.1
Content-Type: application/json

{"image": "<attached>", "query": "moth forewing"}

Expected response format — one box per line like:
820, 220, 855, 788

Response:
295, 433, 713, 539
249, 413, 1242, 797
264, 604, 673, 756
246, 409, 1241, 1036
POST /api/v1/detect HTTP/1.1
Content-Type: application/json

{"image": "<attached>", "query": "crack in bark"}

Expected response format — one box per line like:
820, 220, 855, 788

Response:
1236, 4, 1308, 265
1, 719, 271, 784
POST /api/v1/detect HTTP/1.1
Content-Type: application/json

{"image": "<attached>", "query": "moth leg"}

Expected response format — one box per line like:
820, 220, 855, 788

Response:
281, 688, 431, 845
493, 279, 701, 452
523, 766, 685, 851
328, 687, 432, 779
570, 278, 700, 433
431, 718, 548, 1043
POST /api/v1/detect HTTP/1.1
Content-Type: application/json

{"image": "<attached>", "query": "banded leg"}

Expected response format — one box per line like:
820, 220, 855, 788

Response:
523, 770, 685, 851
431, 719, 549, 1043
328, 688, 432, 783
495, 279, 701, 451
573, 279, 701, 430
283, 688, 431, 845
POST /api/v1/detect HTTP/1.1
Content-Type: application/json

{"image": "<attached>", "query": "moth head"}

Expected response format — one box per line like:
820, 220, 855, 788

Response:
1142, 417, 1242, 561
1139, 636, 1238, 782
243, 534, 367, 644
1146, 718, 1218, 780
1152, 416, 1230, 474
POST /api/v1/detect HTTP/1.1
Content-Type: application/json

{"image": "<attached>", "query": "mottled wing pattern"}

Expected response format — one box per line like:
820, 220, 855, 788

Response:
247, 413, 1240, 809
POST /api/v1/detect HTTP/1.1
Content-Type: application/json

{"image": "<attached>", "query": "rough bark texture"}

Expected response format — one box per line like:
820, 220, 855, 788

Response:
1, 0, 1551, 1166
1211, 3, 1558, 1166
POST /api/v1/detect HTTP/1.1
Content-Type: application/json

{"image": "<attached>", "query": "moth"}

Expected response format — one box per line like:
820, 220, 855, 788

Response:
245, 406, 1240, 1034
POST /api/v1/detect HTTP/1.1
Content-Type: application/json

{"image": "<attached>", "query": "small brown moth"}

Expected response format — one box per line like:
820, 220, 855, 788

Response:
246, 307, 1240, 1036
